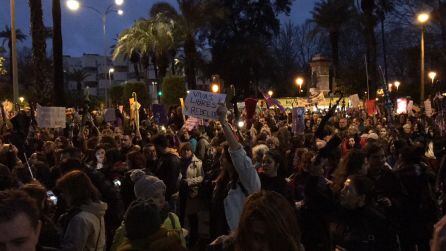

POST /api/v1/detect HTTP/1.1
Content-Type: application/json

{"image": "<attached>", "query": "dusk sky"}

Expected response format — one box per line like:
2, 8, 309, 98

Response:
1, 0, 316, 56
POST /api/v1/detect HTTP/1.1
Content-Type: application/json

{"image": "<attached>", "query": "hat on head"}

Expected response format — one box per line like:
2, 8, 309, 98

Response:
130, 169, 166, 200
125, 199, 162, 240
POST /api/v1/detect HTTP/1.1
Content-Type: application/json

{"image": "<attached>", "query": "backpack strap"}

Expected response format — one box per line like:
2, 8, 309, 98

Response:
237, 181, 249, 197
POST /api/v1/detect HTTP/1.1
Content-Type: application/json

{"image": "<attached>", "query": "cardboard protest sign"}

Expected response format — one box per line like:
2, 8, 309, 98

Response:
396, 98, 408, 114
152, 104, 168, 125
365, 100, 377, 116
292, 107, 305, 134
36, 104, 66, 128
104, 108, 116, 122
184, 116, 200, 131
349, 94, 360, 108
184, 90, 226, 120
425, 99, 433, 117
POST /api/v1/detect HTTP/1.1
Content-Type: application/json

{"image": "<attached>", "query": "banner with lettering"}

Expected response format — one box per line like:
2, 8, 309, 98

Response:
184, 90, 226, 120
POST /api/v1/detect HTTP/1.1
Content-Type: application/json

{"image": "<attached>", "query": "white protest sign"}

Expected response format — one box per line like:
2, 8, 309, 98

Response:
184, 90, 226, 120
292, 107, 305, 134
36, 104, 66, 128
424, 100, 433, 117
349, 94, 360, 108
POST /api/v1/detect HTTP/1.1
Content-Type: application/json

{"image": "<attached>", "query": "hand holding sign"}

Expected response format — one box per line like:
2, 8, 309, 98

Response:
216, 104, 228, 124
184, 90, 227, 120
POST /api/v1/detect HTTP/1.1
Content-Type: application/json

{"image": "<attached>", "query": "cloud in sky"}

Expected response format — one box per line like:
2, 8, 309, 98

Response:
0, 0, 315, 56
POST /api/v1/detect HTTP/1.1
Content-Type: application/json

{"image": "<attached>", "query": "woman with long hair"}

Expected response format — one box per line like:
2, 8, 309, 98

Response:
56, 170, 108, 251
210, 105, 261, 240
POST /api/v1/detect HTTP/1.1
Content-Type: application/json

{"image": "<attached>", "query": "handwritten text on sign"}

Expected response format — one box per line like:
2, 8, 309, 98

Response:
184, 90, 226, 120
36, 104, 66, 128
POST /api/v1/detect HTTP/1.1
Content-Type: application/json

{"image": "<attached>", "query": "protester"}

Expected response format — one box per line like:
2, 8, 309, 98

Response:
56, 170, 108, 251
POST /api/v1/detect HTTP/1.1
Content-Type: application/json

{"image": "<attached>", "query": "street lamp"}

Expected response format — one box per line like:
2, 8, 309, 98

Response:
19, 97, 24, 103
66, 0, 124, 102
211, 83, 220, 93
388, 83, 393, 92
66, 0, 80, 10
417, 12, 430, 101
394, 81, 401, 91
429, 71, 437, 84
107, 68, 114, 106
295, 77, 304, 94
268, 90, 273, 97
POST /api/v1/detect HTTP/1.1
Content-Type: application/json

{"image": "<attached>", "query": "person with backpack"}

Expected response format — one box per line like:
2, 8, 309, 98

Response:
209, 104, 261, 241
56, 170, 107, 251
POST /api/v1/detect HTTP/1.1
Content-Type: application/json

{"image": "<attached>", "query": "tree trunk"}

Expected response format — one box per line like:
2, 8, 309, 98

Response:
8, 40, 12, 88
52, 0, 64, 105
362, 0, 378, 98
184, 33, 197, 90
29, 0, 48, 103
329, 30, 339, 80
157, 53, 168, 81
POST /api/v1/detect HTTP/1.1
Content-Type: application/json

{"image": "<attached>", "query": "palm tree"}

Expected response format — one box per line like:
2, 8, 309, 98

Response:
113, 14, 176, 81
67, 69, 90, 107
149, 1, 224, 89
52, 0, 65, 106
312, 0, 355, 78
0, 26, 27, 85
67, 69, 90, 91
29, 0, 48, 101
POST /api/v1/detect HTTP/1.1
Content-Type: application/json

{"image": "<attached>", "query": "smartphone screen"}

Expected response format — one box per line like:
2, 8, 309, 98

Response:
47, 191, 58, 205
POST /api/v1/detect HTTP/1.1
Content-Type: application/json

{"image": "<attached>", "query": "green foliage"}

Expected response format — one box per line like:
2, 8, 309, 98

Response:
123, 82, 150, 106
161, 75, 187, 106
109, 85, 125, 105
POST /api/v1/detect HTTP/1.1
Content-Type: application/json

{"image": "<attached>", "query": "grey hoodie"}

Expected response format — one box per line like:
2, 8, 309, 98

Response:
60, 201, 108, 251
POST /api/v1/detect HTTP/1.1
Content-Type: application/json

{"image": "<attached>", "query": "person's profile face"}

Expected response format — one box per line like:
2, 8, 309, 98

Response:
0, 213, 41, 251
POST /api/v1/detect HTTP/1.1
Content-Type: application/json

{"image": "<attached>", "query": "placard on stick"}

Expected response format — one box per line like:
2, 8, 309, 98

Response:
36, 104, 66, 128
184, 90, 226, 120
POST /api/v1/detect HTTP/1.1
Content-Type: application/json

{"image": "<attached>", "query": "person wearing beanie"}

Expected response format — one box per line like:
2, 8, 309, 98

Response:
111, 170, 186, 250
116, 200, 187, 251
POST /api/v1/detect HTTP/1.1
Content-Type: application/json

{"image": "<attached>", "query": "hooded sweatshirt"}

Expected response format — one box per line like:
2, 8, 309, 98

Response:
60, 201, 108, 251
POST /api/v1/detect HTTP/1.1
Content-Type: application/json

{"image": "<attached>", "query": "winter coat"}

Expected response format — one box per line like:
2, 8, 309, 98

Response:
116, 228, 187, 251
111, 211, 186, 251
60, 201, 108, 251
224, 147, 261, 231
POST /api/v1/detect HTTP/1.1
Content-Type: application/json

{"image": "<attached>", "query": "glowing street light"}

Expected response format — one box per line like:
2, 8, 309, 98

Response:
19, 97, 24, 103
429, 71, 437, 84
66, 0, 80, 11
117, 9, 124, 15
115, 0, 124, 5
388, 83, 393, 92
267, 90, 273, 97
394, 81, 401, 91
211, 83, 220, 93
295, 77, 304, 93
417, 13, 430, 24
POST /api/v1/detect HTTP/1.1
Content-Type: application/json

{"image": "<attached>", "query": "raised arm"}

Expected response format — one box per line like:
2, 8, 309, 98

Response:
217, 105, 240, 150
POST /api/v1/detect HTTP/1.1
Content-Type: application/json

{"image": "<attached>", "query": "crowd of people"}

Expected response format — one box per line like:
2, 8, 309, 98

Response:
1, 97, 446, 251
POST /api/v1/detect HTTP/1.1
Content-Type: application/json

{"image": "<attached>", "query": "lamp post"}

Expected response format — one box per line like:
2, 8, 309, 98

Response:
417, 12, 430, 102
10, 0, 19, 104
295, 77, 304, 96
211, 83, 220, 93
66, 0, 124, 103
108, 68, 114, 106
429, 71, 437, 84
